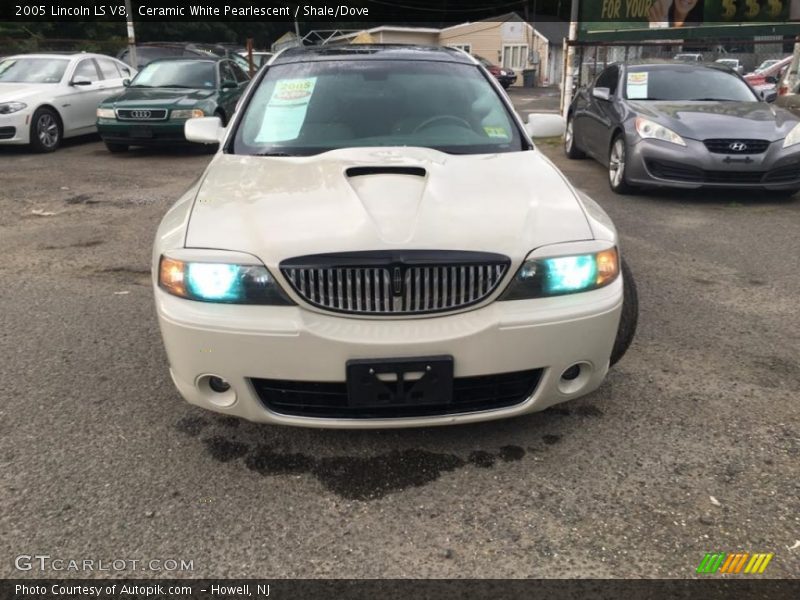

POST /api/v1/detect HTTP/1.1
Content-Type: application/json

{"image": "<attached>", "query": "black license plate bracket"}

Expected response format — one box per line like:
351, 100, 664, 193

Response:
346, 356, 454, 408
129, 126, 154, 138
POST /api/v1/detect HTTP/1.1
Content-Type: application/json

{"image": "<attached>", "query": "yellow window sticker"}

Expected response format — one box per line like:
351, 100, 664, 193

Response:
256, 78, 317, 143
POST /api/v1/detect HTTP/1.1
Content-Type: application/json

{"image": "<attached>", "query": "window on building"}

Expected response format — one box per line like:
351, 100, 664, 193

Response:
449, 44, 472, 54
502, 45, 529, 70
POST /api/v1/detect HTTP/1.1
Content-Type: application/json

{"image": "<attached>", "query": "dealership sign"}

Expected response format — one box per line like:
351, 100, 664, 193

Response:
578, 0, 800, 40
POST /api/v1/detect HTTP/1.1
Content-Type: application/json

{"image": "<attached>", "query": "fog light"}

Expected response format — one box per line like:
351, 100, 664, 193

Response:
561, 364, 581, 381
208, 376, 231, 393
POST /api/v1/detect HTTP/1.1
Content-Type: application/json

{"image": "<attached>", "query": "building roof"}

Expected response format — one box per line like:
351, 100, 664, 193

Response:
533, 20, 570, 43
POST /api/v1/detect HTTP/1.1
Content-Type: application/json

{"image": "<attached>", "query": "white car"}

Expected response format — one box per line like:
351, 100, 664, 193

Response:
153, 46, 638, 429
0, 53, 135, 152
715, 58, 744, 74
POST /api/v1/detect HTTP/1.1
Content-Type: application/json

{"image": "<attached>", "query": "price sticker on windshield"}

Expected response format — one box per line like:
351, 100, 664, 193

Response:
626, 72, 649, 100
256, 77, 317, 143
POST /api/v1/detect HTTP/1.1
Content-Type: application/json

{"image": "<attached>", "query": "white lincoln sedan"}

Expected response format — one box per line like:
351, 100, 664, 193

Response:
154, 45, 638, 428
0, 53, 134, 152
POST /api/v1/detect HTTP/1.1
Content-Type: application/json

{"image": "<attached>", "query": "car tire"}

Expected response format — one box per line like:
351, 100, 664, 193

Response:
29, 107, 61, 153
608, 134, 635, 194
104, 141, 129, 153
610, 258, 638, 367
564, 116, 586, 159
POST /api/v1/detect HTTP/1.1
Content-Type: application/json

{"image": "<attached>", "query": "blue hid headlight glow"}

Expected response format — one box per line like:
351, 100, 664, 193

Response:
543, 255, 598, 294
500, 248, 619, 301
159, 256, 294, 305
186, 263, 241, 301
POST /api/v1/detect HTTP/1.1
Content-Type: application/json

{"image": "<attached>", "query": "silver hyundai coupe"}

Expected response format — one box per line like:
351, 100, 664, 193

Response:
566, 61, 800, 196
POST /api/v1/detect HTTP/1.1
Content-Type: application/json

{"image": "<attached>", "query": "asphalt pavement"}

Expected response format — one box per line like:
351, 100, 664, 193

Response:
1, 102, 798, 579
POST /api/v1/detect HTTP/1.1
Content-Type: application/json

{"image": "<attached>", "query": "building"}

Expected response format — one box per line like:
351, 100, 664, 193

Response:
327, 13, 570, 87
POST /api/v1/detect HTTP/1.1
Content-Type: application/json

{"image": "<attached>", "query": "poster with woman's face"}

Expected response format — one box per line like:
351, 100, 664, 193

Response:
648, 0, 704, 29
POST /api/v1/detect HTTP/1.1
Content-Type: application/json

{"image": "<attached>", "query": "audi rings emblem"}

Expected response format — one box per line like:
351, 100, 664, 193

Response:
130, 110, 152, 119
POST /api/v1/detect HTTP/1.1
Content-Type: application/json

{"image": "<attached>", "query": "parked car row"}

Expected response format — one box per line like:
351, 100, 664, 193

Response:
0, 51, 254, 152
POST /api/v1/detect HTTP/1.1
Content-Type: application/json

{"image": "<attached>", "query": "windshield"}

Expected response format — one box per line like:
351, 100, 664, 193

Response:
232, 60, 523, 156
130, 60, 216, 89
0, 57, 69, 83
624, 66, 757, 101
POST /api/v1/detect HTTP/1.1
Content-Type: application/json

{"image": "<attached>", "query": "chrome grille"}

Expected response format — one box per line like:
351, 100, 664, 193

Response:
281, 252, 510, 316
115, 108, 168, 121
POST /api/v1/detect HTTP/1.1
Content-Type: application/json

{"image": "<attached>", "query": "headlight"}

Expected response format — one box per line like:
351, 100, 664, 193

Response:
171, 109, 205, 119
0, 102, 27, 115
784, 123, 800, 148
96, 107, 115, 119
500, 248, 620, 301
158, 256, 294, 305
635, 117, 686, 146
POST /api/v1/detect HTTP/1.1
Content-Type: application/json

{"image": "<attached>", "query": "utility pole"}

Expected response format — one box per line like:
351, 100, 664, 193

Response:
561, 0, 579, 117
124, 0, 137, 69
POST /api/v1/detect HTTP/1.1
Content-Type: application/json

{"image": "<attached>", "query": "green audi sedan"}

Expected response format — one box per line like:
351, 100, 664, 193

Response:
96, 57, 249, 152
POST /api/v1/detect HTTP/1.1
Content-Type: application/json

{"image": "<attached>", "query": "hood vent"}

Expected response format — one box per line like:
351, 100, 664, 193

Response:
345, 166, 426, 178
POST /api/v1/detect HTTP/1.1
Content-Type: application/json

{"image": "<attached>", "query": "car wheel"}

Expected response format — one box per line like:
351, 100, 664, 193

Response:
29, 107, 61, 153
608, 135, 635, 194
610, 258, 638, 367
104, 141, 129, 153
564, 116, 586, 159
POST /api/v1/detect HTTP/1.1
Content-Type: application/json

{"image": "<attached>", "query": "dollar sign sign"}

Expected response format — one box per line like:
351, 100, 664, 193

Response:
722, 0, 736, 19
745, 0, 760, 18
767, 0, 782, 18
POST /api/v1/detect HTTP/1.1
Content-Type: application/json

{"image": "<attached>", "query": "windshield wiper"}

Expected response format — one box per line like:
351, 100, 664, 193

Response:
690, 98, 734, 101
253, 151, 297, 157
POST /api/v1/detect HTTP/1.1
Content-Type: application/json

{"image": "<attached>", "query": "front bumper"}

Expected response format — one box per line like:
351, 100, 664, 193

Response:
626, 136, 800, 190
97, 118, 189, 145
0, 109, 31, 145
155, 279, 624, 428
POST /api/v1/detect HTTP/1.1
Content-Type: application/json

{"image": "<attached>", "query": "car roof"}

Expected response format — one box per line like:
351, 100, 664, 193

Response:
622, 60, 735, 72
144, 57, 220, 64
4, 52, 109, 60
272, 44, 477, 66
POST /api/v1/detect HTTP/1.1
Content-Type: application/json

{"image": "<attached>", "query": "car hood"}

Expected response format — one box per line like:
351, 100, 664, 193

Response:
628, 101, 799, 141
104, 87, 215, 107
0, 82, 55, 102
185, 147, 594, 267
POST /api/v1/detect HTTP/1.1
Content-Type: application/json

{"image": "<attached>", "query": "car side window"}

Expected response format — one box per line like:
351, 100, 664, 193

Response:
231, 62, 249, 83
595, 66, 619, 96
74, 59, 101, 82
219, 61, 236, 85
97, 58, 121, 80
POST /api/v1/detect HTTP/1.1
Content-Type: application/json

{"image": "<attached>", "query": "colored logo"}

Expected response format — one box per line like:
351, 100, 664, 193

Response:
697, 552, 774, 575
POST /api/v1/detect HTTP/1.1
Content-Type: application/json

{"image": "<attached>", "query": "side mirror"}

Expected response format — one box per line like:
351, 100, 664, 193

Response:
71, 77, 92, 86
592, 87, 611, 101
221, 80, 237, 90
122, 78, 130, 87
185, 116, 225, 145
525, 113, 567, 139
